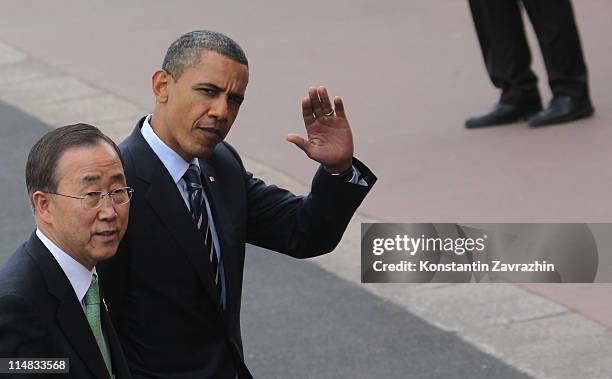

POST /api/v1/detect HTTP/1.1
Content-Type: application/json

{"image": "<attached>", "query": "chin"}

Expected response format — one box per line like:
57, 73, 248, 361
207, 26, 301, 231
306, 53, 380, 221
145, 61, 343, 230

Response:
96, 246, 120, 262
194, 146, 216, 159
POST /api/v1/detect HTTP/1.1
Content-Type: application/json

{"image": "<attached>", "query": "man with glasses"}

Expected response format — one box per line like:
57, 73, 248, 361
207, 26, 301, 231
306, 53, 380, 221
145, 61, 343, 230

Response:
0, 123, 133, 379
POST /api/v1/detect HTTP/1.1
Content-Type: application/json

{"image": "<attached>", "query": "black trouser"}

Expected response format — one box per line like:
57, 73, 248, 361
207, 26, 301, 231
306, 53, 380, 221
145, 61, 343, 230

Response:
469, 0, 590, 105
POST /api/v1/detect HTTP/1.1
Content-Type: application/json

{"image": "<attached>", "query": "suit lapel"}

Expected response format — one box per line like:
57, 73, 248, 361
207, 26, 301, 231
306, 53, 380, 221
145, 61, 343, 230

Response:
99, 290, 130, 379
126, 123, 224, 315
26, 234, 110, 379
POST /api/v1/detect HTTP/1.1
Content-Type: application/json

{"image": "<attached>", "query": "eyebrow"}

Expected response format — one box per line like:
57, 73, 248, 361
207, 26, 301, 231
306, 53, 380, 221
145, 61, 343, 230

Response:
195, 82, 244, 103
81, 173, 125, 183
82, 175, 101, 183
110, 173, 126, 182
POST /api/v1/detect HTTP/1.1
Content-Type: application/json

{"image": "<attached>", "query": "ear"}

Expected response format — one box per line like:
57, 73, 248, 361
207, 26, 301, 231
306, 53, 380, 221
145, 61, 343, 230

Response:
152, 69, 171, 104
32, 191, 54, 224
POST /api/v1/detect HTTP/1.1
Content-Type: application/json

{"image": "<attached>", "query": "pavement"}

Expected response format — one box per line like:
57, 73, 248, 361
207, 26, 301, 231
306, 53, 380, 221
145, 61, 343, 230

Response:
0, 102, 42, 254
0, 100, 531, 379
2, 1, 612, 377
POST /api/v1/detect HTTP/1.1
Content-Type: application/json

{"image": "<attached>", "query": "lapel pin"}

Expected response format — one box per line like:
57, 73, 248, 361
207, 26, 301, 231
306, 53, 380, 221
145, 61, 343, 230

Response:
209, 176, 215, 183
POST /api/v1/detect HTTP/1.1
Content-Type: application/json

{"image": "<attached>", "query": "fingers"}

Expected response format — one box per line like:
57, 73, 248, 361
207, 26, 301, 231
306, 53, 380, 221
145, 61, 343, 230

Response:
334, 96, 346, 119
307, 86, 335, 118
304, 86, 344, 120
317, 87, 334, 116
308, 87, 323, 118
302, 97, 315, 125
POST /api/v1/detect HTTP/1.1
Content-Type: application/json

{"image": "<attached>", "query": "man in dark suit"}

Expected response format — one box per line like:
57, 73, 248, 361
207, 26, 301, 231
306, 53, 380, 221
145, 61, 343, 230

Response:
98, 30, 376, 378
465, 0, 594, 128
0, 124, 133, 379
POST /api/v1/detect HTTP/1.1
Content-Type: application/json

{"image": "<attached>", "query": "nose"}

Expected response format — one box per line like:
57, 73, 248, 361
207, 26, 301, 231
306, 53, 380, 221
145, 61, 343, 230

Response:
97, 195, 118, 220
208, 97, 229, 121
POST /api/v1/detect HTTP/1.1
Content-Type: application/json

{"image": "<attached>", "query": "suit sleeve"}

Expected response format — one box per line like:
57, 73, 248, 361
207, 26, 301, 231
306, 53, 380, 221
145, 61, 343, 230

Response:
0, 294, 49, 358
243, 156, 377, 258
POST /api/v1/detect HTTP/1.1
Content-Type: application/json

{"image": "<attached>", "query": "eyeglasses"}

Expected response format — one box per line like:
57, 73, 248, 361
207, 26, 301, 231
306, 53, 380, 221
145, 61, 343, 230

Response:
47, 187, 134, 209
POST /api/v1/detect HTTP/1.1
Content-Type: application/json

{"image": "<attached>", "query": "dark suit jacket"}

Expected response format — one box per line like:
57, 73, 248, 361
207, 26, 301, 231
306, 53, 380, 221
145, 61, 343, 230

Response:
98, 117, 376, 378
0, 232, 132, 379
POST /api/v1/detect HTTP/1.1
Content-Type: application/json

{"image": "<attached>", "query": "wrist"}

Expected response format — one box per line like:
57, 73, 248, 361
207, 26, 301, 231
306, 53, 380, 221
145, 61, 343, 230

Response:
324, 164, 354, 182
323, 160, 353, 175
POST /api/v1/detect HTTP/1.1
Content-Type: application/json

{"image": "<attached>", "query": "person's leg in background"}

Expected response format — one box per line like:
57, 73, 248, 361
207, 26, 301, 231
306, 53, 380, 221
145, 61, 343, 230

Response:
465, 0, 543, 128
522, 0, 594, 127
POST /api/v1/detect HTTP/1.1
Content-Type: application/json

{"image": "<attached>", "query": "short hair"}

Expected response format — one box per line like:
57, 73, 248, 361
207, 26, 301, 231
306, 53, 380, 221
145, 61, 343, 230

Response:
25, 123, 123, 208
162, 30, 248, 80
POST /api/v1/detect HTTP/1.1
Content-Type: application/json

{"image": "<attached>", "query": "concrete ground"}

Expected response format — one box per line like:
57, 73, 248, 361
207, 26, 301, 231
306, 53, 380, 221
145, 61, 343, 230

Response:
1, 1, 612, 377
0, 100, 532, 379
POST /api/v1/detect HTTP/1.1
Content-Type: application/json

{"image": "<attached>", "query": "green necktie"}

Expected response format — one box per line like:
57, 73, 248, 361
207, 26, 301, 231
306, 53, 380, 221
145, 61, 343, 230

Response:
85, 274, 113, 376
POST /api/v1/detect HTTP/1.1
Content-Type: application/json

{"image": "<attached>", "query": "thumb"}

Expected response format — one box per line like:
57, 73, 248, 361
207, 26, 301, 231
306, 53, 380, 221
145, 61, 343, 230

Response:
286, 134, 311, 155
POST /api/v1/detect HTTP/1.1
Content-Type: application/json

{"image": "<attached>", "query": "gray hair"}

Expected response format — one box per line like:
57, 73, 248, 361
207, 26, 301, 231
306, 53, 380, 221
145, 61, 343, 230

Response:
162, 30, 248, 80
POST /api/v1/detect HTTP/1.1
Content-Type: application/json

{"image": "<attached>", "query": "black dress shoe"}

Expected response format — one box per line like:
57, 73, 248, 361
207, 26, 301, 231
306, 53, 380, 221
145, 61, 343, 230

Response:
528, 96, 594, 127
465, 102, 542, 128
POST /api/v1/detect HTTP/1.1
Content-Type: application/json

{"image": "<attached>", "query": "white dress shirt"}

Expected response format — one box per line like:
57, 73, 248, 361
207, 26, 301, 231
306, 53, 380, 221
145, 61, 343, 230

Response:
36, 228, 96, 313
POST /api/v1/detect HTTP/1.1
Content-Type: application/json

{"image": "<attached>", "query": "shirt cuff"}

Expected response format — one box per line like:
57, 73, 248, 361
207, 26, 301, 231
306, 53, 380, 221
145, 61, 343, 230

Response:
348, 166, 369, 187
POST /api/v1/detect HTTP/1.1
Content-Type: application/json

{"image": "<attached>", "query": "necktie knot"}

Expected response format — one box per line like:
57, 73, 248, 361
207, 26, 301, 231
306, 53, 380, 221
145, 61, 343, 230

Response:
183, 163, 203, 192
183, 164, 205, 225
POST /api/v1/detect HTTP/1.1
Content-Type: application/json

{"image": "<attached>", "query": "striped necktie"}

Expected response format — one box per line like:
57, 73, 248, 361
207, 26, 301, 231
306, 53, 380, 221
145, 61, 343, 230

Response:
183, 163, 223, 306
84, 274, 113, 376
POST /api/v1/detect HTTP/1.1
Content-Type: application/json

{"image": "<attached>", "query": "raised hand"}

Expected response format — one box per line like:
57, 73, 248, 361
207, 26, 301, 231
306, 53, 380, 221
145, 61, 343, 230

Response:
287, 86, 354, 173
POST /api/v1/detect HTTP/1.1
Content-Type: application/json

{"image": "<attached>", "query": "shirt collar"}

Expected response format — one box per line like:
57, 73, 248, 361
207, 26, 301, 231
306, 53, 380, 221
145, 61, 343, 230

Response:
141, 114, 199, 184
35, 228, 96, 306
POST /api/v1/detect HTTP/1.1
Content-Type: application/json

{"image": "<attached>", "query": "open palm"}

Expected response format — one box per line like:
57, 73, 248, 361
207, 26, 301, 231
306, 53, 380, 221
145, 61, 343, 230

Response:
287, 86, 354, 173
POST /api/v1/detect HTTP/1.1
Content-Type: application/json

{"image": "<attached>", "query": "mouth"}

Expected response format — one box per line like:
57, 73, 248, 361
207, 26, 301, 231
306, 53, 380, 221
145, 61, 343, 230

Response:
95, 230, 118, 242
196, 123, 223, 143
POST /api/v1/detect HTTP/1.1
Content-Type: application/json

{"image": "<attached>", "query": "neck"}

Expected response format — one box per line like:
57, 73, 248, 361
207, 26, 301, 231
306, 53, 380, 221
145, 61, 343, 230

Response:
36, 224, 95, 271
149, 111, 194, 162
